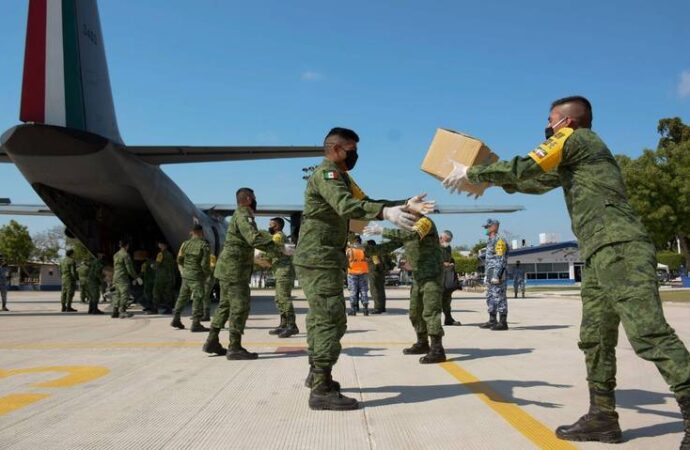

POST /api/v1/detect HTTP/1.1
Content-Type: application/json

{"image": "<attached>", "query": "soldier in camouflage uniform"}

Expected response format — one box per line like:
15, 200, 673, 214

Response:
0, 254, 9, 312
512, 260, 526, 298
112, 240, 140, 318
440, 230, 461, 326
153, 241, 175, 314
87, 252, 105, 315
295, 127, 434, 411
60, 249, 78, 312
171, 224, 211, 332
77, 260, 90, 304
479, 219, 509, 331
366, 240, 387, 314
442, 96, 690, 447
202, 249, 217, 322
203, 188, 277, 359
364, 216, 447, 364
266, 217, 298, 338
140, 257, 156, 314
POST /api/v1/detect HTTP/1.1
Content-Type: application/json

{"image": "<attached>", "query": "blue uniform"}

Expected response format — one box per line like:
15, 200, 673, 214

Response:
513, 266, 525, 297
0, 265, 8, 309
485, 235, 508, 314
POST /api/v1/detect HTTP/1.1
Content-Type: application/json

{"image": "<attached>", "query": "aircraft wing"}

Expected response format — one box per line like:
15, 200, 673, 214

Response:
198, 204, 525, 217
0, 203, 56, 216
432, 205, 524, 214
0, 146, 10, 163
125, 146, 323, 165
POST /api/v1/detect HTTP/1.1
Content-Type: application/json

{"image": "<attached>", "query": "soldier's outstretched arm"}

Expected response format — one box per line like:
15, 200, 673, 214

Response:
502, 172, 562, 195
237, 214, 275, 251
315, 172, 385, 220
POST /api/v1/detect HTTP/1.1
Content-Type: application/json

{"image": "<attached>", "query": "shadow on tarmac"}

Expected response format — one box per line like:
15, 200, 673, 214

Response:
444, 347, 534, 362
616, 389, 684, 439
510, 325, 571, 331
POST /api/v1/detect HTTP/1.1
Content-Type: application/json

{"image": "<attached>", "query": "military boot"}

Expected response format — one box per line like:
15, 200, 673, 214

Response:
363, 305, 369, 316
479, 313, 497, 329
278, 317, 299, 338
308, 368, 358, 411
348, 309, 356, 316
419, 335, 447, 364
226, 334, 258, 360
492, 313, 508, 331
555, 388, 622, 443
269, 314, 287, 335
93, 308, 104, 315
170, 313, 185, 329
110, 310, 119, 318
304, 364, 341, 391
201, 308, 211, 322
190, 319, 210, 333
678, 395, 690, 449
403, 333, 430, 355
202, 327, 227, 356
444, 315, 462, 326
61, 304, 67, 312
119, 311, 133, 318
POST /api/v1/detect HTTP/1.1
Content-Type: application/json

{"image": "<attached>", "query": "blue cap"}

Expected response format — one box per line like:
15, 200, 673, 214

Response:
482, 218, 500, 228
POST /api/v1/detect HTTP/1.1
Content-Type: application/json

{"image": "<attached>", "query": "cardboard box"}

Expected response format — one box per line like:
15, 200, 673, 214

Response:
421, 128, 498, 196
349, 220, 368, 235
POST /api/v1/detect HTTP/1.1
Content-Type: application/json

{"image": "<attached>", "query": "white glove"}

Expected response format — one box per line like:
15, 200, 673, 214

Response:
406, 193, 436, 215
442, 161, 470, 194
363, 223, 383, 236
382, 206, 416, 231
282, 244, 296, 256
490, 277, 500, 285
178, 265, 185, 278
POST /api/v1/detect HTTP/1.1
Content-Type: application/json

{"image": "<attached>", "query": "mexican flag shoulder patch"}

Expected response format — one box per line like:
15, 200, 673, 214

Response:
323, 171, 339, 180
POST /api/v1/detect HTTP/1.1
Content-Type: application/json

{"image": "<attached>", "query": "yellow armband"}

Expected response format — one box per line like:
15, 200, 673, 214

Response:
348, 174, 366, 200
413, 217, 433, 239
155, 253, 163, 263
528, 127, 574, 171
495, 239, 507, 256
272, 233, 284, 245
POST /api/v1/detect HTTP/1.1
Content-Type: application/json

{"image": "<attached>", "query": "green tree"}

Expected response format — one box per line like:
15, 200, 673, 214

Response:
470, 240, 487, 256
657, 250, 684, 272
617, 117, 690, 266
66, 237, 92, 262
0, 220, 35, 269
452, 251, 479, 275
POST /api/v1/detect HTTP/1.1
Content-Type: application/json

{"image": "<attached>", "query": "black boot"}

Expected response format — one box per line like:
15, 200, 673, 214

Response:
555, 389, 622, 443
202, 328, 227, 356
678, 395, 690, 450
304, 365, 341, 391
190, 319, 210, 333
308, 368, 358, 411
403, 334, 430, 355
444, 315, 462, 326
170, 313, 185, 329
111, 310, 119, 318
492, 313, 508, 331
269, 314, 287, 335
93, 308, 104, 315
363, 305, 369, 316
348, 308, 356, 316
61, 304, 67, 312
479, 313, 497, 329
371, 308, 384, 314
419, 335, 447, 364
226, 334, 258, 360
278, 320, 299, 338
201, 308, 211, 322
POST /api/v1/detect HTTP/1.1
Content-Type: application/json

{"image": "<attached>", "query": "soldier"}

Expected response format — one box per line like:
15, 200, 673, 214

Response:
346, 236, 369, 316
366, 240, 387, 314
77, 260, 90, 304
153, 241, 175, 314
171, 224, 211, 332
364, 216, 447, 364
60, 249, 78, 312
442, 95, 690, 446
140, 256, 156, 314
440, 230, 461, 326
294, 127, 434, 411
202, 188, 277, 359
201, 249, 217, 322
266, 217, 298, 338
478, 219, 509, 331
87, 253, 105, 315
513, 260, 526, 299
112, 240, 141, 319
0, 254, 9, 312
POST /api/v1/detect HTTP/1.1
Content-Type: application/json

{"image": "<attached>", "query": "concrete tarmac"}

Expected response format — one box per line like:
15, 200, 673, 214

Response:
1, 288, 689, 449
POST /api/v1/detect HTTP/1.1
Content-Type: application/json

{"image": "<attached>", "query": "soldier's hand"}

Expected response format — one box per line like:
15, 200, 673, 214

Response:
406, 193, 436, 215
282, 244, 296, 256
363, 223, 383, 236
442, 161, 470, 194
382, 206, 416, 231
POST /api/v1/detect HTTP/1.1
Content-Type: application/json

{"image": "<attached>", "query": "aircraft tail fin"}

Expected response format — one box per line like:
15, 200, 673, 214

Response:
20, 0, 123, 144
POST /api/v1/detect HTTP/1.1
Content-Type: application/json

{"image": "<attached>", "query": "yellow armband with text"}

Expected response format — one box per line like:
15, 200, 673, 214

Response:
413, 217, 433, 239
528, 127, 574, 172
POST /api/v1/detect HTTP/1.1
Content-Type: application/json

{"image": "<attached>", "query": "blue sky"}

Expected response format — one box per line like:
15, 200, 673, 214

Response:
1, 0, 689, 247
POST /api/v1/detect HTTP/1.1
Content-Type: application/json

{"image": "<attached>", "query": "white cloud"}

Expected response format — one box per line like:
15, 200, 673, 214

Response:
300, 71, 323, 82
678, 70, 690, 99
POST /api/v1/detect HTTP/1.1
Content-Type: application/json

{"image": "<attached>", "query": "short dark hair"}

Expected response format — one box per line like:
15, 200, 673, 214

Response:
236, 187, 254, 203
354, 235, 362, 244
119, 239, 130, 248
325, 127, 359, 144
270, 217, 285, 230
192, 224, 203, 232
66, 249, 74, 256
367, 239, 376, 246
551, 96, 593, 128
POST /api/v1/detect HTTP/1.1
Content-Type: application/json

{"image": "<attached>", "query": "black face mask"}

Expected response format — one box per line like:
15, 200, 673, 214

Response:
249, 200, 257, 212
544, 126, 554, 140
268, 227, 276, 235
344, 150, 359, 171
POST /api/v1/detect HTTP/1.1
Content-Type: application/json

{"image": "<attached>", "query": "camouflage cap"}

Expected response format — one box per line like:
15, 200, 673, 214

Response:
482, 218, 500, 228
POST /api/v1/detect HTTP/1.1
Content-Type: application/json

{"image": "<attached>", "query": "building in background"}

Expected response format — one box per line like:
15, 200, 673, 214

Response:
506, 241, 582, 285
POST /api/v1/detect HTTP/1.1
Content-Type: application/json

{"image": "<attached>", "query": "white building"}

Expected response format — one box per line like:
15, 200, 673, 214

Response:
506, 241, 582, 285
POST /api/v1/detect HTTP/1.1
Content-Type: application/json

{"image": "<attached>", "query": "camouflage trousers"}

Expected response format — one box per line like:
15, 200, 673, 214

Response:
442, 289, 454, 319
513, 279, 525, 297
368, 272, 386, 310
112, 281, 131, 313
486, 281, 507, 314
296, 266, 347, 369
347, 273, 368, 308
211, 279, 251, 347
174, 278, 205, 320
409, 275, 444, 337
580, 240, 690, 397
203, 276, 215, 313
60, 280, 75, 308
1, 285, 7, 307
79, 281, 89, 303
274, 268, 296, 325
88, 282, 101, 311
153, 278, 175, 310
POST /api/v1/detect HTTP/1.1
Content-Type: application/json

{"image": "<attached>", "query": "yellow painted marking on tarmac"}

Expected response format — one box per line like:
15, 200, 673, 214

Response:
0, 341, 408, 350
0, 366, 110, 388
440, 362, 576, 450
0, 393, 50, 416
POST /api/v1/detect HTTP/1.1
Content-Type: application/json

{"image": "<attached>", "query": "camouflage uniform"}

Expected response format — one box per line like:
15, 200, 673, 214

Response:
87, 257, 104, 313
140, 258, 156, 311
440, 245, 457, 321
77, 261, 90, 304
0, 264, 9, 310
174, 236, 211, 321
485, 235, 508, 315
112, 248, 137, 314
212, 206, 275, 347
59, 255, 77, 310
266, 231, 297, 328
203, 253, 217, 320
366, 243, 387, 312
153, 248, 175, 312
512, 266, 526, 298
294, 158, 403, 382
468, 127, 690, 400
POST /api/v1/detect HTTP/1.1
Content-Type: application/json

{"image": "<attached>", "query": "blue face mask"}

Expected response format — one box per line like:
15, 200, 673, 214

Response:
484, 229, 490, 236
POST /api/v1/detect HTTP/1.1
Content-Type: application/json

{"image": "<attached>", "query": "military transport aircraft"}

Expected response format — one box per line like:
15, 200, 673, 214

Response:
0, 0, 523, 259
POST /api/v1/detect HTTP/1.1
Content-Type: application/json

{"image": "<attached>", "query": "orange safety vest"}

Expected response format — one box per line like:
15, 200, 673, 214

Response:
347, 247, 368, 275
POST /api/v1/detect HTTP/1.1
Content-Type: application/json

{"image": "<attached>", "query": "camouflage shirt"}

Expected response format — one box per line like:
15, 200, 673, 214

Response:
60, 256, 77, 283
214, 206, 275, 283
378, 216, 443, 281
177, 236, 211, 281
113, 248, 136, 284
155, 249, 175, 283
265, 231, 292, 270
365, 244, 386, 275
77, 262, 90, 283
294, 158, 404, 270
88, 258, 104, 286
467, 128, 649, 260
485, 234, 508, 281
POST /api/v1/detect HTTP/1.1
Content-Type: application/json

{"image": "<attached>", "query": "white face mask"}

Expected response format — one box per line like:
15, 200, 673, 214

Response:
440, 242, 450, 248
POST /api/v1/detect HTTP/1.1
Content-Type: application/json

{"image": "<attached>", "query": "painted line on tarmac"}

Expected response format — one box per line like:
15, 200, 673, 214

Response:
440, 362, 576, 450
0, 394, 50, 416
0, 341, 409, 350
